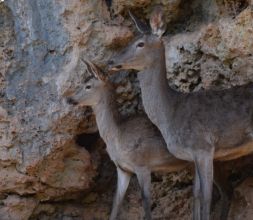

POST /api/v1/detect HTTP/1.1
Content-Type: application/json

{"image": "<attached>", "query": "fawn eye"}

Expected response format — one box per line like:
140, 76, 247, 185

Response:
137, 42, 144, 48
85, 85, 91, 90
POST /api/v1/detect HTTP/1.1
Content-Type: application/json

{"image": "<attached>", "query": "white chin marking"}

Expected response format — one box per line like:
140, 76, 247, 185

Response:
111, 67, 120, 71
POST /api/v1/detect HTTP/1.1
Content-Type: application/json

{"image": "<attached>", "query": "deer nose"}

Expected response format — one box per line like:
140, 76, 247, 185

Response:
115, 65, 122, 69
107, 60, 114, 65
66, 97, 78, 105
107, 60, 122, 70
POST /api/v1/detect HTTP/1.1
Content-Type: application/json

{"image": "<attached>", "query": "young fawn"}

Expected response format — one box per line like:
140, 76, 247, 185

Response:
66, 60, 229, 220
108, 6, 253, 220
66, 60, 187, 220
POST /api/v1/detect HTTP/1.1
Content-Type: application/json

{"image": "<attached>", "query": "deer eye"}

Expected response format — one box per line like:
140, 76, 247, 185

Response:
137, 42, 145, 48
85, 85, 91, 90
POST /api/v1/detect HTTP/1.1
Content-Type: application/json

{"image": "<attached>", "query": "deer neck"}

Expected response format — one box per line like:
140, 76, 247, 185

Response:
92, 86, 120, 145
138, 47, 176, 141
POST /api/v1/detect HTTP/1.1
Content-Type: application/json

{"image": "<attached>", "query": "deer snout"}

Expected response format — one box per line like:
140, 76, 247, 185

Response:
107, 60, 122, 71
107, 60, 114, 65
66, 97, 78, 105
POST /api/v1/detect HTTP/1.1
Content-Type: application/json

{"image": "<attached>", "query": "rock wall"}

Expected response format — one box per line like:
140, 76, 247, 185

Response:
0, 0, 253, 219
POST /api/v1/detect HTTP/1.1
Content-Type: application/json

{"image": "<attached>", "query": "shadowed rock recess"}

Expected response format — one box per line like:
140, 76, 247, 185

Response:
0, 0, 253, 219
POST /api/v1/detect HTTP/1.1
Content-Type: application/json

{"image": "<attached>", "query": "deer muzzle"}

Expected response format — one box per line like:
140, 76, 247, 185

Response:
107, 60, 122, 71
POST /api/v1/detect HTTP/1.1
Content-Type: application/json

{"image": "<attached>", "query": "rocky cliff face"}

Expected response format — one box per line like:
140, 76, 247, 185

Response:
1, 0, 253, 219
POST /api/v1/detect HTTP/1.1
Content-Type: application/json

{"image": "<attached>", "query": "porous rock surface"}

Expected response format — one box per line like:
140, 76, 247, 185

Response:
0, 0, 253, 219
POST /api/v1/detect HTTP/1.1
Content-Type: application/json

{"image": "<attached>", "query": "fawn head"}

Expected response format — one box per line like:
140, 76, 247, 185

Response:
108, 5, 166, 71
66, 60, 106, 106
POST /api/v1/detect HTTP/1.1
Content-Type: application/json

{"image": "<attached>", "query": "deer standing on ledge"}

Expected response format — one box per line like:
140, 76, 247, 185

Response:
66, 61, 229, 220
108, 6, 253, 220
66, 60, 187, 220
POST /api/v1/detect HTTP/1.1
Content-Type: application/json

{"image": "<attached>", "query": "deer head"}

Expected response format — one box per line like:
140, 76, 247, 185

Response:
66, 60, 106, 106
108, 5, 166, 71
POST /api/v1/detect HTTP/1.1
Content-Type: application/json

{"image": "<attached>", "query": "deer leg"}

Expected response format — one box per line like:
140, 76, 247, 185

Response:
109, 167, 131, 220
136, 168, 152, 220
193, 161, 201, 220
213, 163, 232, 220
213, 179, 231, 220
194, 150, 214, 220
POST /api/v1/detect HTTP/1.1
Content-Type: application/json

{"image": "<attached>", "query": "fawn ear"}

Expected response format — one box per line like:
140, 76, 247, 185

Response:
149, 5, 166, 38
82, 59, 107, 82
91, 63, 108, 82
128, 10, 150, 34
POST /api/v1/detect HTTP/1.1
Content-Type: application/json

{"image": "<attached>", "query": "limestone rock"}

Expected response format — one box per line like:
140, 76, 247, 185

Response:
228, 177, 253, 219
0, 195, 38, 220
201, 8, 253, 60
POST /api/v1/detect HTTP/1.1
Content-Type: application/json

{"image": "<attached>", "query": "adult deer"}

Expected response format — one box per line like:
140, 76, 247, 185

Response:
65, 60, 229, 220
108, 6, 253, 220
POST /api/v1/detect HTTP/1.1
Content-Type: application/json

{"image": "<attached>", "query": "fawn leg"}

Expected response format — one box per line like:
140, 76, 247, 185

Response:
213, 163, 232, 220
194, 149, 214, 220
109, 167, 131, 220
193, 160, 201, 220
136, 168, 152, 220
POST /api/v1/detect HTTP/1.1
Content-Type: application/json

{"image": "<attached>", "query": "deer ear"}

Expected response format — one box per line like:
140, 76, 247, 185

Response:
149, 5, 166, 38
128, 10, 150, 34
82, 59, 107, 82
90, 63, 108, 82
